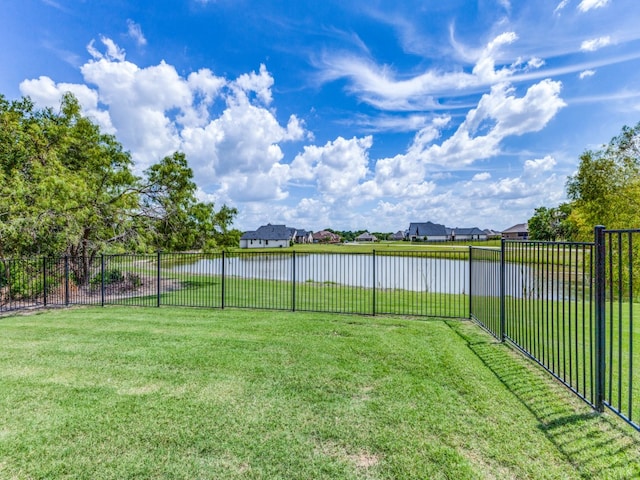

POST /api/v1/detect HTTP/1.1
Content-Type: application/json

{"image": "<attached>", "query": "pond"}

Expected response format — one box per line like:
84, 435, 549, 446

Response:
173, 253, 473, 294
171, 252, 581, 299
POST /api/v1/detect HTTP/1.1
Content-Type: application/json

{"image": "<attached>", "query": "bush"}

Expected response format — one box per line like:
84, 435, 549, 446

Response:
90, 268, 124, 286
126, 273, 142, 288
0, 260, 44, 300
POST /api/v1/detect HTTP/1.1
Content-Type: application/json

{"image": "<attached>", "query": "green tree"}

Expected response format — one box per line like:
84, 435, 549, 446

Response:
1, 93, 140, 271
0, 93, 239, 282
141, 152, 239, 252
527, 204, 576, 241
566, 122, 640, 238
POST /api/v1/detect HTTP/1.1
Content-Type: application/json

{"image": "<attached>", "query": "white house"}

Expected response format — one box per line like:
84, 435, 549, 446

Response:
240, 224, 296, 249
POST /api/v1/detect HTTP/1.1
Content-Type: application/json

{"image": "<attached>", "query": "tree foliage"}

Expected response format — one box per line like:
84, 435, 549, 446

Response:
565, 122, 640, 239
0, 93, 238, 276
527, 204, 576, 241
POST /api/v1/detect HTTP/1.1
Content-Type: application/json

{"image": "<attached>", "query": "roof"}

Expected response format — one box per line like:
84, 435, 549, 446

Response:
451, 227, 486, 235
502, 223, 528, 234
356, 232, 377, 241
408, 222, 448, 237
240, 224, 296, 241
313, 230, 341, 241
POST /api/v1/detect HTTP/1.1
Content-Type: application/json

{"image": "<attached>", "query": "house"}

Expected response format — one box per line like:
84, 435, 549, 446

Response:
313, 230, 341, 243
355, 232, 378, 242
293, 229, 313, 244
390, 230, 406, 241
483, 228, 501, 240
502, 223, 529, 240
449, 227, 487, 241
240, 224, 296, 249
408, 222, 448, 242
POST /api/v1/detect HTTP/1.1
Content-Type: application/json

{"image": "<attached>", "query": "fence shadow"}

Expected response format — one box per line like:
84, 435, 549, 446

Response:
447, 319, 640, 479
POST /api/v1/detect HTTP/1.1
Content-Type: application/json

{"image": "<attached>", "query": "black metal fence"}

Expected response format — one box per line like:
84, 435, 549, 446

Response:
472, 240, 598, 408
469, 246, 501, 338
470, 227, 640, 432
0, 250, 470, 318
601, 229, 640, 428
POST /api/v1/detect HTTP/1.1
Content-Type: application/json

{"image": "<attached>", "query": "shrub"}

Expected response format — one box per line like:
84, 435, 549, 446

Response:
126, 273, 142, 288
0, 261, 45, 300
90, 268, 124, 286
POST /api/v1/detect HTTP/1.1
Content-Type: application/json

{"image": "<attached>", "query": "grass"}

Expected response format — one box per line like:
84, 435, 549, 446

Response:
234, 241, 500, 255
2, 307, 640, 479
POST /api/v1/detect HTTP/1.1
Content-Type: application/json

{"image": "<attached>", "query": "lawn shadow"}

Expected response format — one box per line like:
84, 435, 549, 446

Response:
446, 319, 640, 479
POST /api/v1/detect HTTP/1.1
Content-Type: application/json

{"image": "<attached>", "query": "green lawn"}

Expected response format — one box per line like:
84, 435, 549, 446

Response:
1, 307, 639, 479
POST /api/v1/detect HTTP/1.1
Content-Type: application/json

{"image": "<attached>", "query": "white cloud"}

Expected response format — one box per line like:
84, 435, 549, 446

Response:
19, 75, 115, 133
336, 78, 566, 222
554, 0, 570, 15
87, 36, 126, 61
472, 172, 492, 181
579, 69, 596, 79
347, 114, 434, 133
524, 155, 557, 172
527, 57, 545, 69
233, 64, 274, 105
580, 36, 611, 52
290, 136, 372, 200
80, 57, 187, 166
183, 97, 305, 203
578, 0, 610, 12
420, 79, 565, 167
127, 20, 147, 47
449, 156, 566, 228
316, 31, 527, 111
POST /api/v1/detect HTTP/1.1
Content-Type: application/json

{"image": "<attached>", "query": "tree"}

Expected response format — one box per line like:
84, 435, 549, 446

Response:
527, 204, 576, 241
141, 152, 239, 252
1, 93, 140, 267
0, 93, 239, 281
566, 122, 640, 238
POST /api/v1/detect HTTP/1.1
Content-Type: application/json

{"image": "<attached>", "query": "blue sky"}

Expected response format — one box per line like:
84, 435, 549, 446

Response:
2, 0, 640, 232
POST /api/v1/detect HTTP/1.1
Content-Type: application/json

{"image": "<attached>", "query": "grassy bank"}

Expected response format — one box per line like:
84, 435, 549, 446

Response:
1, 307, 639, 479
235, 240, 500, 255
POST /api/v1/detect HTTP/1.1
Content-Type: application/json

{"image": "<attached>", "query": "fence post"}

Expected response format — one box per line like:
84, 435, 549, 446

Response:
221, 250, 225, 309
595, 225, 606, 412
292, 251, 296, 312
156, 251, 162, 308
42, 257, 47, 307
468, 246, 473, 319
101, 254, 105, 307
372, 250, 376, 316
500, 239, 506, 342
64, 255, 70, 306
